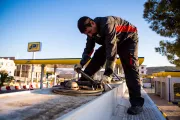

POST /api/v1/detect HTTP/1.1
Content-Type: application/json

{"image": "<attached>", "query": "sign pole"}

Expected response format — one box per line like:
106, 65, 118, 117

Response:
31, 52, 35, 84
28, 42, 41, 86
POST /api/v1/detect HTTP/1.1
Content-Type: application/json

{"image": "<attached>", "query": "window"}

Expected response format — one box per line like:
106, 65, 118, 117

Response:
141, 67, 144, 69
141, 71, 144, 74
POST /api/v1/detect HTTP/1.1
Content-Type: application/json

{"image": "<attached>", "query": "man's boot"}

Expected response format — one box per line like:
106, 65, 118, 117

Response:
127, 106, 143, 115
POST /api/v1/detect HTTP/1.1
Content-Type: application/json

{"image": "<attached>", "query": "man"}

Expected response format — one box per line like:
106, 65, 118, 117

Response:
74, 16, 144, 115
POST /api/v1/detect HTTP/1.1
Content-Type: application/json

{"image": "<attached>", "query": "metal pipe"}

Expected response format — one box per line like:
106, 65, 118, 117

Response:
54, 65, 57, 86
31, 52, 35, 84
169, 78, 171, 102
78, 69, 96, 83
40, 64, 45, 89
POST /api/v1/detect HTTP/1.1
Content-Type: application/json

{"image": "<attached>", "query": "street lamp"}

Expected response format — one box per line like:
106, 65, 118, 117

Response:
167, 75, 171, 102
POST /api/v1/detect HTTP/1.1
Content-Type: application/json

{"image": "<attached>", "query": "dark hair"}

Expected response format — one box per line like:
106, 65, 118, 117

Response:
77, 16, 93, 33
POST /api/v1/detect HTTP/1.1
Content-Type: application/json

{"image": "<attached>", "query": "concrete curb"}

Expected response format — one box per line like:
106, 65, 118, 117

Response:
0, 83, 49, 91
0, 85, 33, 91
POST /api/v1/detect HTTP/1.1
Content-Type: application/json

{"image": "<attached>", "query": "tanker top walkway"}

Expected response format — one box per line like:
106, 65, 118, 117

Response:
111, 88, 166, 120
144, 88, 180, 120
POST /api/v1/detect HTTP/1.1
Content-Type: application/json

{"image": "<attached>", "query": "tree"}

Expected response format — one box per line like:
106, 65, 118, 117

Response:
0, 70, 14, 87
143, 0, 180, 67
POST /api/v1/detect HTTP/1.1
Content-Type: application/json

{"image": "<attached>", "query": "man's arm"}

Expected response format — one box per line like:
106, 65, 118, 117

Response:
103, 22, 117, 76
80, 37, 95, 67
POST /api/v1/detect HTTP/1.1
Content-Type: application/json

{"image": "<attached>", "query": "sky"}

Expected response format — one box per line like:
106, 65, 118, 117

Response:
0, 0, 175, 67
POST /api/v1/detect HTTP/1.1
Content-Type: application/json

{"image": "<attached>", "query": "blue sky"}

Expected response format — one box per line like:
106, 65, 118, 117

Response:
0, 0, 175, 67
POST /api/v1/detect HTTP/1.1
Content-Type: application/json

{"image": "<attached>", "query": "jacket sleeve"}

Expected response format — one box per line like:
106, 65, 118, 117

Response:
80, 37, 95, 67
103, 22, 117, 76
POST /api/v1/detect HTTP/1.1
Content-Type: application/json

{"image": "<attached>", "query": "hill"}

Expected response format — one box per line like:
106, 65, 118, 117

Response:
146, 66, 180, 74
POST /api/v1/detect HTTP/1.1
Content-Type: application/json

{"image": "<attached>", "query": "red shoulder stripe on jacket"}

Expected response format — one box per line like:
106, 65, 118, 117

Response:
116, 25, 137, 32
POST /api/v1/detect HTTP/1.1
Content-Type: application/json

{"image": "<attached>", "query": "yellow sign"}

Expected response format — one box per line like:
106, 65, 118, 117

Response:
28, 42, 42, 52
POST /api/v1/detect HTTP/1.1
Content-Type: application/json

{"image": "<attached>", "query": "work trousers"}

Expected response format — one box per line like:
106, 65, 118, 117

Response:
80, 37, 144, 107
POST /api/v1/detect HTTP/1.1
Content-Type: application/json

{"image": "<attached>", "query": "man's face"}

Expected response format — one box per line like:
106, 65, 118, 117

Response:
84, 20, 97, 37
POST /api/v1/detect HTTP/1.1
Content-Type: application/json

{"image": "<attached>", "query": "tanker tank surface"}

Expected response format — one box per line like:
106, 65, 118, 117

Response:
0, 88, 97, 120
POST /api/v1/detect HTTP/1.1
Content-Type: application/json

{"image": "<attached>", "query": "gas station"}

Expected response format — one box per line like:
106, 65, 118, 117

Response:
12, 42, 145, 90
13, 57, 144, 87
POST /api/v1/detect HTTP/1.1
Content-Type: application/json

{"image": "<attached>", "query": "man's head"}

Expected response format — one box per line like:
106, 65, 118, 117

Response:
77, 16, 97, 37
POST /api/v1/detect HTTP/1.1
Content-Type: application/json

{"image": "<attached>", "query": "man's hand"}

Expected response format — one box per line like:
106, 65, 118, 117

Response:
74, 64, 82, 73
101, 75, 112, 84
100, 75, 112, 91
